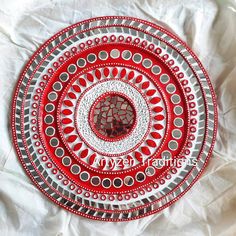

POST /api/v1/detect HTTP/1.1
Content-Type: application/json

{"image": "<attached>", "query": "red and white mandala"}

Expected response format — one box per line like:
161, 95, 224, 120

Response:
12, 16, 217, 221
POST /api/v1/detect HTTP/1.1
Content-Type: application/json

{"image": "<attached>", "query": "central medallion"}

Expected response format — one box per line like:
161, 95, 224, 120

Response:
89, 92, 136, 141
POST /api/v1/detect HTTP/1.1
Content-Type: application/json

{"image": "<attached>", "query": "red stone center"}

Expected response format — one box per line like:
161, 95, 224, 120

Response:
90, 93, 136, 141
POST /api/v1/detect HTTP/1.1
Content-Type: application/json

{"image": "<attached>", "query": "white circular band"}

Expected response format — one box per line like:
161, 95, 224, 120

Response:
76, 80, 150, 155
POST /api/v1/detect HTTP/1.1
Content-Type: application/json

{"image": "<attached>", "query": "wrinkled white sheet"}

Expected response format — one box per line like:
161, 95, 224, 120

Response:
0, 0, 236, 235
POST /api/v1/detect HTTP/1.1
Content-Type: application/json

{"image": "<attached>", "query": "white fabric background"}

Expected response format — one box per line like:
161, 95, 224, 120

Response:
0, 0, 236, 235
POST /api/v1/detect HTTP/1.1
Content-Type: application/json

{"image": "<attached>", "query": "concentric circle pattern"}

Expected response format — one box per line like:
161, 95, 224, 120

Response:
12, 16, 217, 221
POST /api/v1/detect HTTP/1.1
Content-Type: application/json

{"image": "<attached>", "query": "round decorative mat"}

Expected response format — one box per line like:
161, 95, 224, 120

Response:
11, 16, 217, 221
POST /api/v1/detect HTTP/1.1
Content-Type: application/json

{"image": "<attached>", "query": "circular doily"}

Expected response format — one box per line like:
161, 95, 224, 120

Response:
11, 16, 217, 221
